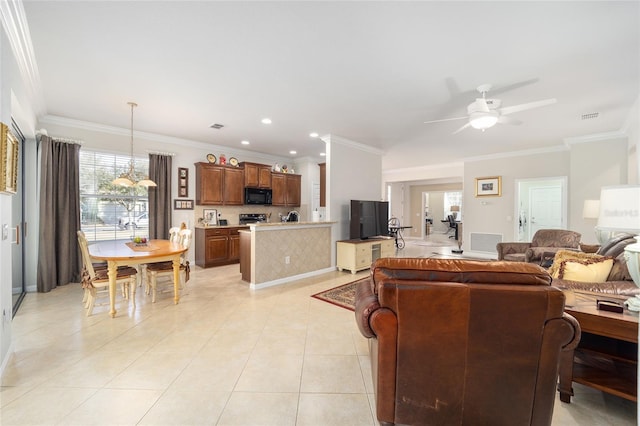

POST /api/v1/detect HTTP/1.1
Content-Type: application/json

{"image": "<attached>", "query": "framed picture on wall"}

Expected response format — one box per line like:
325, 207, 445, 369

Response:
475, 176, 502, 197
203, 208, 217, 225
1, 123, 19, 194
174, 199, 194, 210
178, 167, 188, 197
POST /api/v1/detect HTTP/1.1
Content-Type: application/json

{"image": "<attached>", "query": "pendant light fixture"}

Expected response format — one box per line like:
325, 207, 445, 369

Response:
112, 102, 157, 188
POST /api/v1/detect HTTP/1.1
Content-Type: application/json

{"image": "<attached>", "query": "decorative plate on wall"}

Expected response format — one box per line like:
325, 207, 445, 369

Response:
229, 157, 239, 167
206, 153, 216, 164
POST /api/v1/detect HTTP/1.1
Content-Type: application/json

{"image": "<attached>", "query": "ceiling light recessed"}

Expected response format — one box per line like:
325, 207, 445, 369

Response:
261, 118, 272, 124
289, 150, 297, 155
309, 132, 319, 138
241, 140, 250, 145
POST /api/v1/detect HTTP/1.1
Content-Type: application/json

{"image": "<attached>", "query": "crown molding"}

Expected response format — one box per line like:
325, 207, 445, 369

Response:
0, 0, 45, 116
563, 130, 627, 146
463, 144, 568, 163
38, 114, 288, 164
383, 161, 463, 175
323, 134, 385, 156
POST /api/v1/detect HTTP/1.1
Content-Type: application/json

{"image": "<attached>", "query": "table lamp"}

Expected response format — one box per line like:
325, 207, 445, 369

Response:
450, 205, 460, 220
597, 186, 640, 309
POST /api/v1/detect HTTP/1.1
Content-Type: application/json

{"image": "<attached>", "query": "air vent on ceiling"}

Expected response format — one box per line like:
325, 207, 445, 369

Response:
209, 123, 224, 129
581, 112, 599, 120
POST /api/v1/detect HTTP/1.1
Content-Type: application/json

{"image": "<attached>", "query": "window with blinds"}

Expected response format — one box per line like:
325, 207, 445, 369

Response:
79, 150, 150, 241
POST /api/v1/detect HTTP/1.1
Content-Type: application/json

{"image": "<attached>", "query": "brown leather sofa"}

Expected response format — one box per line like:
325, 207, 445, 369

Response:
496, 229, 581, 264
551, 233, 639, 299
355, 258, 580, 426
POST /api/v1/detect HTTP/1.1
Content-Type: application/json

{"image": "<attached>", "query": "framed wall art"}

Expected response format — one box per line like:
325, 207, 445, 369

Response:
174, 199, 194, 210
178, 167, 189, 197
203, 208, 217, 225
475, 176, 502, 197
1, 123, 19, 194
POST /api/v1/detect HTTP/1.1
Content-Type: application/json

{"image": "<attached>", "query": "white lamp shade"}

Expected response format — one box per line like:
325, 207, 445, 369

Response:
582, 199, 600, 219
597, 185, 640, 233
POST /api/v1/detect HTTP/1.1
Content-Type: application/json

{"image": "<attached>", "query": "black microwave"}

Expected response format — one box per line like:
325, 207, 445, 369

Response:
245, 187, 272, 205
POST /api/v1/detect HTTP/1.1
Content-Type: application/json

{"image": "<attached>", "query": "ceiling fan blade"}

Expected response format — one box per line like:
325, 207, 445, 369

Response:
452, 122, 472, 135
424, 116, 468, 124
475, 98, 490, 113
500, 98, 557, 115
497, 115, 522, 125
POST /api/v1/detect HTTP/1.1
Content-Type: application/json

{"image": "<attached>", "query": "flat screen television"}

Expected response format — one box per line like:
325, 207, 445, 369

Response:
350, 200, 389, 240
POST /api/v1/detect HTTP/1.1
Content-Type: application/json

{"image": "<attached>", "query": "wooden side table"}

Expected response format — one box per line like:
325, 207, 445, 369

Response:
558, 300, 638, 403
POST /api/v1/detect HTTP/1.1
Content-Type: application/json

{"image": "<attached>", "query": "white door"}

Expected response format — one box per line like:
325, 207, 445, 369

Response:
529, 186, 562, 239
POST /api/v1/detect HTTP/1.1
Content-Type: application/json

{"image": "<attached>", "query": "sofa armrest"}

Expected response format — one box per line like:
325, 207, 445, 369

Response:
354, 277, 380, 338
525, 246, 579, 263
496, 242, 531, 260
560, 312, 581, 352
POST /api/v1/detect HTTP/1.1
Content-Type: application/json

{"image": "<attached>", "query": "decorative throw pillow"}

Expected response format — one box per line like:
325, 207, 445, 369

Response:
548, 250, 607, 278
558, 258, 614, 282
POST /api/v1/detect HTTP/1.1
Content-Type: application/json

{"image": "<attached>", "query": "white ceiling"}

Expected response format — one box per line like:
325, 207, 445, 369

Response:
21, 1, 639, 170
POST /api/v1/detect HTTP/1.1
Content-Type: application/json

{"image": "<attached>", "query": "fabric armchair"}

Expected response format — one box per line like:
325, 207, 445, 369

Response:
355, 258, 580, 426
496, 229, 581, 263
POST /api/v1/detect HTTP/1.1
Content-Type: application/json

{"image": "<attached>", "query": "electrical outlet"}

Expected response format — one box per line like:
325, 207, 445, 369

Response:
285, 256, 290, 264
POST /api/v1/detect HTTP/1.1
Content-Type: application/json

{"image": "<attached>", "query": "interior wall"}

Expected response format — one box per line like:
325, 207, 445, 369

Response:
462, 150, 570, 251
326, 134, 383, 245
569, 137, 629, 244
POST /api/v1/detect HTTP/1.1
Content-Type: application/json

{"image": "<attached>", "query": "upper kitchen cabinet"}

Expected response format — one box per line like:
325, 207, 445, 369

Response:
242, 162, 272, 189
272, 172, 301, 207
195, 162, 244, 205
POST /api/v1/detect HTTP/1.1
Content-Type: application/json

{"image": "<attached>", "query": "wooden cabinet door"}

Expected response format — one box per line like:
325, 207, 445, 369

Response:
271, 173, 286, 206
258, 166, 272, 188
229, 234, 241, 261
285, 174, 301, 207
196, 163, 223, 205
224, 167, 244, 205
205, 235, 229, 263
244, 163, 259, 187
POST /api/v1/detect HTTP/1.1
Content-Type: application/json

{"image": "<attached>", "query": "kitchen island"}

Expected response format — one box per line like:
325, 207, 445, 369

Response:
239, 221, 335, 289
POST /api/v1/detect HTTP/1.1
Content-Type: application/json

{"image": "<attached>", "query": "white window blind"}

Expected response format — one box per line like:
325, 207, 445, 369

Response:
79, 150, 150, 241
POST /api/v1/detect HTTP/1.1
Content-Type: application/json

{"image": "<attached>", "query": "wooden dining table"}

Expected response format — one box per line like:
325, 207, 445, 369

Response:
88, 239, 187, 318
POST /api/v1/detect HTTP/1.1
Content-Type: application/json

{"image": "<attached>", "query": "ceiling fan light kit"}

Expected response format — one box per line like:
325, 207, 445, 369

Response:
424, 83, 557, 134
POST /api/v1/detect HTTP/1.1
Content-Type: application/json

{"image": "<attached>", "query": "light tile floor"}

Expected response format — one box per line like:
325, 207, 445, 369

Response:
1, 234, 636, 425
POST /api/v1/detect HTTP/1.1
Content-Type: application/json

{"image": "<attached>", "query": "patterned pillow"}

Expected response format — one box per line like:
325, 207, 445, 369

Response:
558, 258, 614, 282
549, 250, 609, 279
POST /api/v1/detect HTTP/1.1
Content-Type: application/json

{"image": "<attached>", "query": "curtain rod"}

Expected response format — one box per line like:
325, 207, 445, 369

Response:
147, 150, 175, 156
52, 137, 83, 145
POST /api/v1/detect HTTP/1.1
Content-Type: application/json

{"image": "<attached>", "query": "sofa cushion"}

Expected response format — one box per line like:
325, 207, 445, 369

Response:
549, 250, 603, 276
558, 257, 614, 282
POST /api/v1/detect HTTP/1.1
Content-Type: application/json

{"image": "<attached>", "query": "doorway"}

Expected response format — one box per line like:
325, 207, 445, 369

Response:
515, 177, 567, 241
11, 119, 26, 316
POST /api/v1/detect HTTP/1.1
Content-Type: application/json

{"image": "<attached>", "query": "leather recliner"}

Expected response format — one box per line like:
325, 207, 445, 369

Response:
355, 258, 580, 426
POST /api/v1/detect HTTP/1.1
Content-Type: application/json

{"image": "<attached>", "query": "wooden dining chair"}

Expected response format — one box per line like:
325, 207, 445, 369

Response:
77, 231, 138, 316
145, 228, 191, 303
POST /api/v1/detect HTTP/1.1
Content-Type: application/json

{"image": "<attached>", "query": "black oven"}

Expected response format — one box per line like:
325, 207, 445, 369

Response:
244, 188, 272, 205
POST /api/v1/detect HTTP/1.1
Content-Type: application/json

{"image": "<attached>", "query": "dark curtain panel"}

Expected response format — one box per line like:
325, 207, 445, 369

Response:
36, 136, 81, 292
149, 154, 172, 239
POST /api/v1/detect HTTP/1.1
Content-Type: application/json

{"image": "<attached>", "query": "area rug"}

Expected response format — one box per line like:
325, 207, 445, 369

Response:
311, 278, 366, 312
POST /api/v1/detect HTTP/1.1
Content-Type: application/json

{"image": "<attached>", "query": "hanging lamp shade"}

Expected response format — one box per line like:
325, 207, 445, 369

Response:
111, 102, 156, 188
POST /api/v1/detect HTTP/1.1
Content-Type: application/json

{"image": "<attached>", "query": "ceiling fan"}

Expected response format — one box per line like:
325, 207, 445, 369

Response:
424, 84, 557, 134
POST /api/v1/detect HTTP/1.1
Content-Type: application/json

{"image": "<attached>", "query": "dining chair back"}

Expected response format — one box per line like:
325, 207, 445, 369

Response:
145, 228, 192, 303
77, 231, 138, 316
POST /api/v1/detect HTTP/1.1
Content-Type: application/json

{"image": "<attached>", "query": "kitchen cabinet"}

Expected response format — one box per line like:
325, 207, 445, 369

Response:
195, 226, 249, 268
272, 172, 301, 207
195, 162, 243, 205
242, 162, 272, 189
